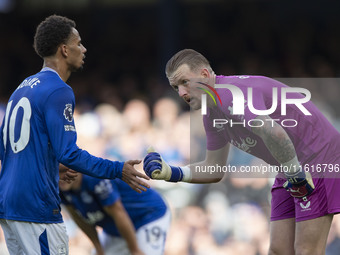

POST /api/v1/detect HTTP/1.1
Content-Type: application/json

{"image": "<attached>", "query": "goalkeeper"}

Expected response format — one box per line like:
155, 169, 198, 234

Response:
143, 49, 340, 255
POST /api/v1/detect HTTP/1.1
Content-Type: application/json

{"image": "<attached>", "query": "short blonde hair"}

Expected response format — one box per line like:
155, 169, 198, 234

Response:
165, 49, 212, 77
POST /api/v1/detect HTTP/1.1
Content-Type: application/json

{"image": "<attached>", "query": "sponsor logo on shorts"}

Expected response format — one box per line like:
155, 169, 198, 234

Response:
299, 199, 311, 212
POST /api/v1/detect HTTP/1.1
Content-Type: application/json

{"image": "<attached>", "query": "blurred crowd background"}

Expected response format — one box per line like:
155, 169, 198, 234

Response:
2, 0, 340, 254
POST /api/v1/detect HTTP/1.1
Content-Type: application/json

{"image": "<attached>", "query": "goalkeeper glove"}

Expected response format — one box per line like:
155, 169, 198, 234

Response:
283, 170, 315, 198
143, 148, 183, 182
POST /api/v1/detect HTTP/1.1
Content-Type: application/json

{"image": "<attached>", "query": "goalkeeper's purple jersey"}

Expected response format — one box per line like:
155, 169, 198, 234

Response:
0, 68, 124, 224
203, 75, 340, 168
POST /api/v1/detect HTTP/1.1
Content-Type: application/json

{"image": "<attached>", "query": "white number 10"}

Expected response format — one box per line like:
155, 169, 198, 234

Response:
3, 97, 32, 153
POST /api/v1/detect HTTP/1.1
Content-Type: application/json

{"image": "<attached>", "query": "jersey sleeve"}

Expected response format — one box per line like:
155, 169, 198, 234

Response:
44, 87, 124, 179
92, 179, 120, 206
0, 121, 4, 161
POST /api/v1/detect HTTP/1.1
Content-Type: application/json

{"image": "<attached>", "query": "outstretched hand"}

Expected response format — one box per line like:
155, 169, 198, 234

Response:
121, 159, 150, 193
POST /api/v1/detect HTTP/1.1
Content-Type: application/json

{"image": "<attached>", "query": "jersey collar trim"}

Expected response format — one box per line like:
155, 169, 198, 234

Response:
41, 67, 62, 80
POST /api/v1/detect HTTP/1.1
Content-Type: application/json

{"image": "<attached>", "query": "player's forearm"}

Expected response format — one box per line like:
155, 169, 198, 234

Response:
187, 161, 224, 183
66, 206, 103, 253
186, 145, 230, 183
252, 116, 299, 173
75, 221, 103, 253
108, 206, 140, 253
115, 214, 139, 252
256, 126, 296, 163
58, 146, 124, 179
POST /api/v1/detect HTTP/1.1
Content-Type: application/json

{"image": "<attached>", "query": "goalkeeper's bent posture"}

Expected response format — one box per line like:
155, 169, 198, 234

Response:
143, 49, 340, 255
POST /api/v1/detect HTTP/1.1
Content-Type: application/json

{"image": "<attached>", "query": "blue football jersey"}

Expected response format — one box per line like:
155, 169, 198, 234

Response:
61, 176, 167, 236
0, 68, 124, 223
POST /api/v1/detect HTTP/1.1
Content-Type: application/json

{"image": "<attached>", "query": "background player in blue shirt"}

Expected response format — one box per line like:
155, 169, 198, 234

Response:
59, 165, 171, 255
0, 15, 149, 255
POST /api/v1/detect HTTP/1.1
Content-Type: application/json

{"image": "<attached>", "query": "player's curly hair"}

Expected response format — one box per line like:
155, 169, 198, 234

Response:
165, 49, 213, 78
33, 15, 76, 58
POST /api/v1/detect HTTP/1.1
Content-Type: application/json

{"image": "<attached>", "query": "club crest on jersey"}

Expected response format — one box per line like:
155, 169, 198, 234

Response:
63, 104, 73, 122
231, 137, 257, 153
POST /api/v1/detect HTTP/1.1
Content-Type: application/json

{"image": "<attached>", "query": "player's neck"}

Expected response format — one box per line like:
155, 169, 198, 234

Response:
42, 58, 71, 82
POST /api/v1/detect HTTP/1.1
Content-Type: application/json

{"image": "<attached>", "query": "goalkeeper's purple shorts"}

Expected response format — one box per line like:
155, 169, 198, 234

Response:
271, 175, 340, 222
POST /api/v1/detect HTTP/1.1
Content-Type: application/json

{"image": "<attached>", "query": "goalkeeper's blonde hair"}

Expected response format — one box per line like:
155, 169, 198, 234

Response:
165, 49, 213, 78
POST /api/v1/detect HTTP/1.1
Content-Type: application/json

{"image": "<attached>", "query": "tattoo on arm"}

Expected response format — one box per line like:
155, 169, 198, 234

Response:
252, 116, 296, 163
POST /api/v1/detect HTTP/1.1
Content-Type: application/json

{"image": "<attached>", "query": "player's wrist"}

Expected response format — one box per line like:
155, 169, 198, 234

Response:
285, 170, 307, 186
116, 161, 125, 179
167, 165, 183, 182
282, 156, 301, 175
166, 165, 192, 183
